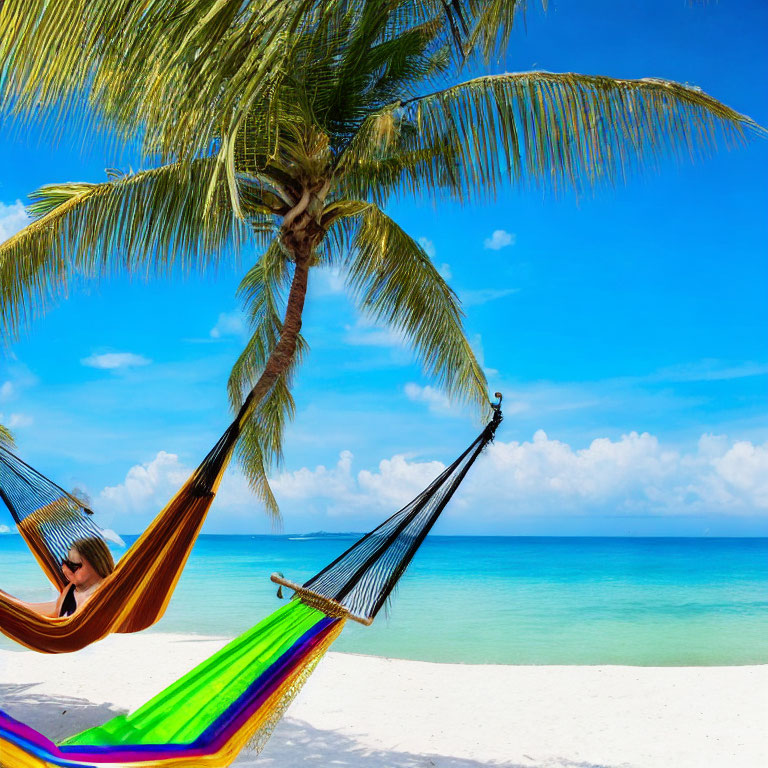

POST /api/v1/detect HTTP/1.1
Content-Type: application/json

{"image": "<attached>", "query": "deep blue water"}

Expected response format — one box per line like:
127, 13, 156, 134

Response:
1, 535, 766, 664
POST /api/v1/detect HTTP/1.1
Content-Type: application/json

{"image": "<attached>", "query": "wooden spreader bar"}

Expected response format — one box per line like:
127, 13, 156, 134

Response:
270, 573, 374, 626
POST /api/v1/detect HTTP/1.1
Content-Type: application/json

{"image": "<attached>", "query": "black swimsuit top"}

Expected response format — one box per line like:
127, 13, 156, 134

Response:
59, 584, 77, 617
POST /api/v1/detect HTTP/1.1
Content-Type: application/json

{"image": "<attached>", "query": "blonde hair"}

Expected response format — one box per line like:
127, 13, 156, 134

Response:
71, 537, 115, 579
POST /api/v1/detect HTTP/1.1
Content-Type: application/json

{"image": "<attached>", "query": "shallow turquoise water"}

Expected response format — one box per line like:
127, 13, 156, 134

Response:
1, 535, 766, 665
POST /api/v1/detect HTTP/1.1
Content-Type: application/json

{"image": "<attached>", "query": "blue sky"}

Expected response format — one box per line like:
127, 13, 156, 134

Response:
1, 0, 766, 537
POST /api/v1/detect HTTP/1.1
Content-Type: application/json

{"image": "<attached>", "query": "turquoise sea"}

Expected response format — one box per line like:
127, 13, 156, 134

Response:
1, 535, 766, 665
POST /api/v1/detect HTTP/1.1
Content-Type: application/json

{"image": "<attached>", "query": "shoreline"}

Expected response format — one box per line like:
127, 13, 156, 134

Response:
1, 632, 766, 767
5, 630, 766, 667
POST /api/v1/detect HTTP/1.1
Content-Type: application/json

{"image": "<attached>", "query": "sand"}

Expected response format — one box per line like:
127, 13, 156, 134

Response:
1, 632, 766, 768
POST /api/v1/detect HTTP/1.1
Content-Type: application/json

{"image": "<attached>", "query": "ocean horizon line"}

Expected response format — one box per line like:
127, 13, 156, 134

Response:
3, 530, 768, 540
123, 532, 768, 540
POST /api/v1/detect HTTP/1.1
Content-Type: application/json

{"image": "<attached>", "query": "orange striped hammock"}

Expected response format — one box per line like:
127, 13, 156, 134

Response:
0, 400, 250, 654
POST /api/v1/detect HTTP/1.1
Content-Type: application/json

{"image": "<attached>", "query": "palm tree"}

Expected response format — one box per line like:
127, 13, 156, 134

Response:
0, 1, 761, 517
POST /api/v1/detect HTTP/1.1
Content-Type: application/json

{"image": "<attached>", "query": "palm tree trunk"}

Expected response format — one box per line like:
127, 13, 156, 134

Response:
234, 244, 311, 426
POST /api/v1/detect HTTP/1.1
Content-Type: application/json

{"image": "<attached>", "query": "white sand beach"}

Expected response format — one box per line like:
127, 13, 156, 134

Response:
1, 632, 766, 768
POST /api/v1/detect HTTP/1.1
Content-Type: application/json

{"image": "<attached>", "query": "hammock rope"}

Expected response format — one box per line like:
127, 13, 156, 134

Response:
0, 446, 102, 589
0, 401, 503, 768
281, 397, 503, 622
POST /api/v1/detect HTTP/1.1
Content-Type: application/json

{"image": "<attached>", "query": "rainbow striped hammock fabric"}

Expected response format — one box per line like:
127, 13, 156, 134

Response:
0, 404, 502, 768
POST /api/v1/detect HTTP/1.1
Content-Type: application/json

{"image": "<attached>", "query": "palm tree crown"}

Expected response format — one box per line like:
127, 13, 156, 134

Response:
0, 0, 761, 518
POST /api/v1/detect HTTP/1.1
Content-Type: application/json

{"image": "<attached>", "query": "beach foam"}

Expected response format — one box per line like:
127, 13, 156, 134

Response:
1, 632, 766, 767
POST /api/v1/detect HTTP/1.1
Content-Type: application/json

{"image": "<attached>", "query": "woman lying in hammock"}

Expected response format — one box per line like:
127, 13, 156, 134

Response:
18, 537, 114, 618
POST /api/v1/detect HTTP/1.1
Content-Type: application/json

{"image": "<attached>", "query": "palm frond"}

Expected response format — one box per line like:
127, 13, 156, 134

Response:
0, 424, 14, 448
0, 1, 457, 162
335, 104, 463, 206
0, 161, 259, 337
463, 0, 534, 62
345, 202, 489, 416
233, 377, 295, 524
398, 71, 764, 201
0, 1, 305, 157
317, 201, 366, 264
0, 0, 126, 121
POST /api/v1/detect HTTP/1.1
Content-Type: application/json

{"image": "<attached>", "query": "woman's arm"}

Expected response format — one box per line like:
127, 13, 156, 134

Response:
26, 598, 60, 618
2, 591, 61, 618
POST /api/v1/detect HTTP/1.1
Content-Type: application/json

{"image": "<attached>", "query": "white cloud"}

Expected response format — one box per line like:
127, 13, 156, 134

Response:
483, 229, 515, 250
6, 413, 33, 428
268, 431, 768, 521
647, 360, 768, 384
98, 451, 191, 515
404, 383, 454, 415
210, 310, 247, 339
417, 236, 436, 259
417, 236, 452, 280
314, 267, 346, 295
271, 449, 444, 513
93, 431, 768, 532
0, 366, 40, 437
81, 352, 151, 370
469, 334, 500, 379
0, 200, 29, 242
0, 524, 16, 534
95, 450, 259, 527
272, 451, 357, 502
0, 373, 36, 433
706, 438, 768, 508
0, 364, 39, 399
405, 378, 525, 419
459, 431, 768, 517
344, 316, 407, 348
100, 528, 126, 546
459, 287, 518, 307
358, 454, 446, 509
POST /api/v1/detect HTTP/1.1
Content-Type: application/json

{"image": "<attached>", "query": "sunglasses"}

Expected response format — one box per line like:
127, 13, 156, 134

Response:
61, 558, 83, 572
